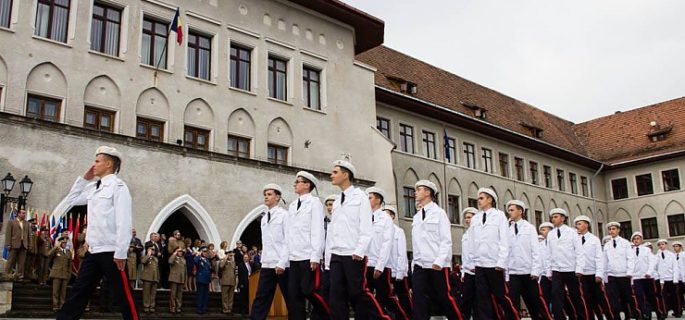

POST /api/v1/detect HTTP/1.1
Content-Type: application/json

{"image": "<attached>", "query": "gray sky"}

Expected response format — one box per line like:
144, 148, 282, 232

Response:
344, 0, 685, 123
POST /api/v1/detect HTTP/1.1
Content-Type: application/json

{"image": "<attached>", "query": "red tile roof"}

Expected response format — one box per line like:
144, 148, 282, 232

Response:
356, 46, 685, 165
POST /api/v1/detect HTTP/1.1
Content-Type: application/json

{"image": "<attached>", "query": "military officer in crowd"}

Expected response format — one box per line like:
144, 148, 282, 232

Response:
37, 225, 53, 286
195, 246, 212, 315
168, 247, 186, 314
575, 215, 613, 320
219, 251, 236, 314
49, 236, 73, 311
141, 243, 160, 313
411, 180, 462, 320
365, 187, 406, 320
24, 214, 38, 281
4, 208, 31, 280
505, 200, 550, 320
251, 183, 290, 320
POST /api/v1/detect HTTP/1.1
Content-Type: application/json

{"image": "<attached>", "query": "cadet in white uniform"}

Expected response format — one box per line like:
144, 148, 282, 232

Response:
547, 208, 587, 320
604, 221, 641, 319
365, 187, 407, 320
574, 215, 613, 320
537, 221, 554, 311
250, 184, 290, 320
656, 239, 681, 317
326, 160, 389, 320
505, 200, 550, 320
673, 241, 685, 316
631, 232, 664, 320
284, 171, 330, 319
411, 180, 462, 320
384, 206, 411, 318
460, 207, 478, 320
467, 188, 518, 320
57, 146, 138, 320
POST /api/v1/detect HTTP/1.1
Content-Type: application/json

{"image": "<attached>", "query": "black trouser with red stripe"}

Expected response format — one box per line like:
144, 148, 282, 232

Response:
287, 260, 330, 320
551, 271, 587, 320
475, 267, 519, 320
394, 277, 413, 317
365, 267, 409, 320
580, 275, 614, 320
661, 280, 681, 316
459, 273, 475, 319
540, 276, 552, 313
606, 276, 641, 319
329, 254, 390, 320
250, 267, 289, 320
57, 251, 139, 320
633, 278, 664, 320
508, 274, 551, 320
413, 265, 463, 320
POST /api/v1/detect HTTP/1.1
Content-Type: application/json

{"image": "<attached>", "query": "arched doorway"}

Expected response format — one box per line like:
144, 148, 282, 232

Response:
157, 208, 200, 243
231, 205, 266, 251
146, 194, 221, 244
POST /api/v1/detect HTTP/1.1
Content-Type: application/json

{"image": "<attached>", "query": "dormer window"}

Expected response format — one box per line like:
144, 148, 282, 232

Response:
462, 101, 487, 120
647, 121, 673, 142
519, 121, 544, 138
386, 75, 418, 95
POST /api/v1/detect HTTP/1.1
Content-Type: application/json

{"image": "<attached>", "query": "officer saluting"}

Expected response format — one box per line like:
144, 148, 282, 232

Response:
411, 180, 462, 320
57, 146, 138, 320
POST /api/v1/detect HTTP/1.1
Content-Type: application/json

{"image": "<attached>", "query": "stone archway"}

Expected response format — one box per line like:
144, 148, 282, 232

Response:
146, 194, 221, 244
231, 204, 267, 248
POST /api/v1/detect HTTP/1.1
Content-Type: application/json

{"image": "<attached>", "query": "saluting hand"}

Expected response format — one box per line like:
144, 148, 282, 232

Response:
83, 165, 95, 180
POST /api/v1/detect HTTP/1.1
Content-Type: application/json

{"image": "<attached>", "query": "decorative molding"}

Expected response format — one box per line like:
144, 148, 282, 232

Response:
265, 37, 296, 51
227, 24, 261, 39
185, 10, 222, 26
300, 49, 327, 62
141, 0, 177, 11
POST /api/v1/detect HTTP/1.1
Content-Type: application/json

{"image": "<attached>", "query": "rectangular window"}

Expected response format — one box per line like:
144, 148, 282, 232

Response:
187, 31, 211, 80
267, 144, 288, 165
611, 178, 628, 200
543, 165, 552, 188
448, 195, 460, 224
499, 153, 509, 178
302, 66, 320, 109
557, 169, 565, 191
482, 148, 493, 173
534, 210, 543, 225
446, 138, 456, 164
0, 0, 11, 28
268, 56, 287, 100
403, 187, 416, 218
529, 161, 539, 185
136, 117, 164, 142
422, 131, 436, 159
376, 117, 390, 139
227, 135, 250, 158
636, 173, 654, 196
141, 17, 168, 68
641, 217, 659, 239
597, 222, 604, 238
35, 0, 70, 43
464, 143, 475, 169
229, 44, 251, 90
399, 124, 414, 153
581, 176, 589, 197
668, 214, 685, 237
83, 107, 115, 132
90, 2, 121, 56
662, 169, 681, 192
619, 221, 633, 240
514, 157, 524, 181
26, 94, 60, 122
184, 126, 210, 150
570, 173, 578, 194
468, 198, 478, 209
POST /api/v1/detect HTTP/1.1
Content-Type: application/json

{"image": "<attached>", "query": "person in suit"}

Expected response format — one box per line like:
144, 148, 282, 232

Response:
141, 243, 159, 313
49, 237, 73, 311
194, 246, 212, 314
23, 215, 38, 281
168, 247, 187, 314
237, 253, 253, 315
4, 209, 31, 280
36, 225, 53, 286
219, 251, 237, 314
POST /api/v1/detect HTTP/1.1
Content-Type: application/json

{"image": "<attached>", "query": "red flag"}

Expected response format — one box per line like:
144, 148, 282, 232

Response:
40, 212, 46, 229
170, 8, 183, 45
73, 217, 81, 271
68, 214, 74, 234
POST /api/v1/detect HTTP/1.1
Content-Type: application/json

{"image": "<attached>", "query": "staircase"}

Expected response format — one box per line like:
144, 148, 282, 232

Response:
4, 282, 256, 319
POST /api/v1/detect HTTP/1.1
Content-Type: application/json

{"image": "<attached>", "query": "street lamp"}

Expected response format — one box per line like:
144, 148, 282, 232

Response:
1, 173, 33, 228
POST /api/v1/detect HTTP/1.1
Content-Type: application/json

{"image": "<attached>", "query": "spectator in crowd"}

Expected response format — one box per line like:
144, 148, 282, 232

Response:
237, 253, 254, 315
219, 251, 237, 314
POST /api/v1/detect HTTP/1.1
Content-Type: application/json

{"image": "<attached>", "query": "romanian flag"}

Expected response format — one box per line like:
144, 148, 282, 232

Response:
170, 8, 183, 45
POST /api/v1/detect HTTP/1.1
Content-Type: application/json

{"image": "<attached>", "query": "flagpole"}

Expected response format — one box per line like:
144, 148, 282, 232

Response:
153, 7, 179, 82
442, 124, 449, 219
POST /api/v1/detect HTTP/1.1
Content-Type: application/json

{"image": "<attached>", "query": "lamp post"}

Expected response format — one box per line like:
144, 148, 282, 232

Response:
1, 173, 34, 229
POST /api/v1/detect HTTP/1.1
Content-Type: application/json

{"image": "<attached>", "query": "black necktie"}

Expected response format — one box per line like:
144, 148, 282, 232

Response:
636, 247, 639, 256
267, 211, 271, 223
341, 193, 346, 204
582, 235, 585, 245
422, 208, 426, 221
482, 212, 487, 224
297, 199, 301, 210
662, 252, 665, 259
514, 223, 518, 235
96, 180, 101, 189
678, 253, 680, 261
557, 229, 561, 238
613, 240, 616, 248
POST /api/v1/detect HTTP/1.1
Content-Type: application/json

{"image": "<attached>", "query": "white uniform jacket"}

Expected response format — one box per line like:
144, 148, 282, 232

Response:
367, 209, 395, 272
507, 219, 541, 277
64, 174, 132, 260
547, 224, 584, 274
285, 193, 325, 263
260, 206, 289, 269
411, 202, 452, 269
603, 236, 635, 277
466, 207, 509, 269
325, 186, 373, 268
579, 232, 604, 278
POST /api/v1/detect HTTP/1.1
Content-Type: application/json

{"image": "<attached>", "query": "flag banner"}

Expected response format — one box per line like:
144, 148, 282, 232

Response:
170, 8, 183, 44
